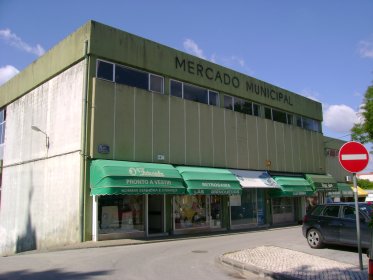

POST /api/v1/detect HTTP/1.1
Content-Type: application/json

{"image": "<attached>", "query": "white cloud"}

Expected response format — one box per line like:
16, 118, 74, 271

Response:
358, 36, 373, 58
323, 104, 359, 133
0, 28, 45, 56
182, 38, 253, 74
183, 39, 205, 59
0, 65, 19, 85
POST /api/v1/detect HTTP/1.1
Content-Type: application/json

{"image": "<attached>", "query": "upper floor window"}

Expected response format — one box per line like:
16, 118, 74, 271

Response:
170, 80, 219, 106
296, 115, 322, 133
264, 107, 292, 125
96, 60, 164, 94
224, 95, 260, 117
97, 60, 114, 81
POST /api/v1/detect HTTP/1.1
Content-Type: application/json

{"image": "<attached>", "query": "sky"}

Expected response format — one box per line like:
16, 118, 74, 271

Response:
0, 0, 373, 171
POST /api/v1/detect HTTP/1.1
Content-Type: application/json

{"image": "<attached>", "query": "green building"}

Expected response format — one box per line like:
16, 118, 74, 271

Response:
0, 21, 350, 255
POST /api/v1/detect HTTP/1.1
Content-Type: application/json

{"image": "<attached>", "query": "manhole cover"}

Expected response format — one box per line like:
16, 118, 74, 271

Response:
192, 250, 208, 253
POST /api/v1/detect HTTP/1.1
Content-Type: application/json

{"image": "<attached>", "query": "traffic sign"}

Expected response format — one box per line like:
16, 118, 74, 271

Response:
339, 141, 369, 173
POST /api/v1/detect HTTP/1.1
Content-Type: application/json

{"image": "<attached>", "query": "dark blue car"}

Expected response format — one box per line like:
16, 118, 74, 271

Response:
302, 202, 373, 249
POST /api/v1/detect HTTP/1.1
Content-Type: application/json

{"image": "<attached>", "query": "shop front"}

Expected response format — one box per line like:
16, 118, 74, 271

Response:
90, 160, 186, 241
269, 176, 314, 225
305, 174, 337, 205
332, 183, 368, 202
174, 166, 241, 234
229, 170, 281, 229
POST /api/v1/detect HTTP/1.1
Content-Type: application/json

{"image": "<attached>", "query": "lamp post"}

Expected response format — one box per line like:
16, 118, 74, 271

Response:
31, 125, 49, 149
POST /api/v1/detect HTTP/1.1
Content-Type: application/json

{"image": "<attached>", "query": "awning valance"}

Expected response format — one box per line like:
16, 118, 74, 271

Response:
90, 160, 186, 195
305, 174, 338, 192
176, 166, 242, 195
269, 176, 315, 198
229, 169, 281, 189
336, 183, 353, 197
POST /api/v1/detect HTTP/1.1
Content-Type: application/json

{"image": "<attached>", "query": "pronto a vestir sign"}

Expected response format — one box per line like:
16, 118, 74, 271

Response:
338, 141, 369, 173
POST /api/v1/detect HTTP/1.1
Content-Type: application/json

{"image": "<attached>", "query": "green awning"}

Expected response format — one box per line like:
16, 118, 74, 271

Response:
176, 166, 242, 195
90, 160, 186, 195
305, 174, 338, 192
269, 176, 315, 198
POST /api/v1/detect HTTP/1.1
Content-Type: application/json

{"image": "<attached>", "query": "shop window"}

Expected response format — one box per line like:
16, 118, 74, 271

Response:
230, 189, 258, 226
98, 195, 144, 234
96, 60, 114, 81
174, 195, 207, 229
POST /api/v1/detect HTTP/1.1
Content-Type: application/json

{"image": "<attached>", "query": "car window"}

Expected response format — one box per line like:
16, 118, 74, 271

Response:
342, 206, 356, 220
310, 205, 323, 216
359, 205, 372, 216
322, 205, 340, 217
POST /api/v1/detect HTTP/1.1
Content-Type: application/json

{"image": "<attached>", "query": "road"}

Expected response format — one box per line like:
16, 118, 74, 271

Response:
0, 226, 368, 279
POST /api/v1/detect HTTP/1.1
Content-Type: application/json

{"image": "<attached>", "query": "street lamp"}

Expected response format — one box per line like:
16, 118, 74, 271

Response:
31, 125, 49, 149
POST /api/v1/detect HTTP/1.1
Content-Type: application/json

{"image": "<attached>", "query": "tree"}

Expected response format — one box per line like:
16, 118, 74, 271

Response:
351, 84, 373, 143
357, 178, 373, 190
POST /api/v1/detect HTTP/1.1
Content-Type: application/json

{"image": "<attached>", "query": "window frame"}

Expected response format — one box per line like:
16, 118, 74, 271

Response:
96, 59, 115, 82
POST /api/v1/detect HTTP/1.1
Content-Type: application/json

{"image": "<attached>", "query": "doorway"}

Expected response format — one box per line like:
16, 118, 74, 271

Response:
148, 195, 165, 234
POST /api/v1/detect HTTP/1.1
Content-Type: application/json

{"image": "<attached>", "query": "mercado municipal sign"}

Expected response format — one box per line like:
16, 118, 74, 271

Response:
175, 56, 293, 106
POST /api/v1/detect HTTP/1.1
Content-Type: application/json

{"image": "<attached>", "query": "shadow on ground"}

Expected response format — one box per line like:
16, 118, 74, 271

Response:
0, 269, 111, 280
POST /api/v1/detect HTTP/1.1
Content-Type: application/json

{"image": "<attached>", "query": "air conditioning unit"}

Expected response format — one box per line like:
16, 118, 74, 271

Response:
345, 176, 352, 182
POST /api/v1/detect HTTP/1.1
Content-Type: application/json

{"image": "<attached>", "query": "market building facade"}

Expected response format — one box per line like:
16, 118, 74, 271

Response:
0, 21, 350, 254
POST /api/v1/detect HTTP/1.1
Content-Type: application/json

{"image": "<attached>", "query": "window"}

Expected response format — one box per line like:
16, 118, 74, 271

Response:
295, 115, 322, 132
225, 95, 261, 117
174, 195, 207, 229
209, 91, 219, 106
97, 60, 114, 81
287, 114, 293, 125
224, 95, 233, 110
170, 80, 183, 98
296, 115, 303, 128
343, 207, 356, 220
183, 84, 208, 104
115, 65, 148, 90
322, 205, 340, 217
149, 74, 164, 93
170, 80, 219, 106
264, 107, 272, 120
96, 60, 164, 94
272, 109, 287, 124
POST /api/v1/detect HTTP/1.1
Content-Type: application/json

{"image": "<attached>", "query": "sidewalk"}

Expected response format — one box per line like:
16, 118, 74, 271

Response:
221, 246, 368, 280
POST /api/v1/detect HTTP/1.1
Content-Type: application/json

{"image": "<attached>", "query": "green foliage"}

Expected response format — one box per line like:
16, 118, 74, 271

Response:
357, 178, 373, 189
351, 85, 373, 143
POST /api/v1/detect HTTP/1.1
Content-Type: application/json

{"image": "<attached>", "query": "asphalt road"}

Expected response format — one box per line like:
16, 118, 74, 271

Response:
0, 226, 368, 280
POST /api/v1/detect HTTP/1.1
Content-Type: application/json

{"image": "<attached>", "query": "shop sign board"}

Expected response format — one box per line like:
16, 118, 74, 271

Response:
339, 141, 369, 173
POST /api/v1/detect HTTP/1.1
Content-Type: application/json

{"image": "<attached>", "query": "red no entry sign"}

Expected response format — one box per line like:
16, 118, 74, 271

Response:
339, 141, 369, 173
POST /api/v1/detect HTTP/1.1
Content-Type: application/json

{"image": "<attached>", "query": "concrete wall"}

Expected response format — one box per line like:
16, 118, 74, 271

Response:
0, 62, 84, 255
324, 136, 351, 182
90, 79, 325, 174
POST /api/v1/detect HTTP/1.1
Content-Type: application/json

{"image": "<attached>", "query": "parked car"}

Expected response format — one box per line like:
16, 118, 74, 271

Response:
302, 202, 373, 249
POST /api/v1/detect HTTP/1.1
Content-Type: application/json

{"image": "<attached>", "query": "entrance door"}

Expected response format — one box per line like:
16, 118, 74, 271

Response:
148, 195, 164, 234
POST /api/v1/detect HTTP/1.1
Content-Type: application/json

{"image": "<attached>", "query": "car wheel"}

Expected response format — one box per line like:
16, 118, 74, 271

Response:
307, 228, 324, 249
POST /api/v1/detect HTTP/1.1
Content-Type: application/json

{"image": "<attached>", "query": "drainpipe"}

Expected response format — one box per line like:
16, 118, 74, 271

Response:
80, 40, 90, 242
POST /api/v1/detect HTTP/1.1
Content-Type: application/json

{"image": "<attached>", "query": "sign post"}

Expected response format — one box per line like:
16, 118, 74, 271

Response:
339, 141, 369, 271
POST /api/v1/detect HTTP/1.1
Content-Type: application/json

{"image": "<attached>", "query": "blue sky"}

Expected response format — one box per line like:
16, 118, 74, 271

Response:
1, 0, 373, 170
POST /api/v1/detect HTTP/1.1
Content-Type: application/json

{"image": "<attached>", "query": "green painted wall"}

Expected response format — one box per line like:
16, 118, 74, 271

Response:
88, 21, 322, 120
90, 79, 325, 174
